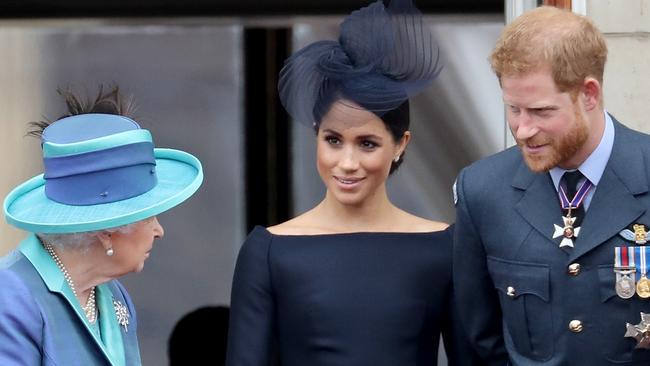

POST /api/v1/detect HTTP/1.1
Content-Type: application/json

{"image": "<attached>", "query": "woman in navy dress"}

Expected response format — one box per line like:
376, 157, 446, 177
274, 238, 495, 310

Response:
227, 1, 480, 365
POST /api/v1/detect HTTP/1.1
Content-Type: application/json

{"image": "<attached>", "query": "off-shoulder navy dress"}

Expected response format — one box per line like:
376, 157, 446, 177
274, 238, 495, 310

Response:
226, 225, 479, 366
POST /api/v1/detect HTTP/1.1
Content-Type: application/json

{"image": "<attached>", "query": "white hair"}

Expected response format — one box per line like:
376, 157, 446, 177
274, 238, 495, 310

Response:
37, 222, 138, 251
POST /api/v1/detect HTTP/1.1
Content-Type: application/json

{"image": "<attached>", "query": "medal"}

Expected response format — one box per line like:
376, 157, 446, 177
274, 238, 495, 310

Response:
625, 312, 650, 349
635, 246, 650, 298
552, 178, 592, 248
637, 278, 650, 299
614, 246, 636, 299
615, 246, 636, 299
617, 275, 636, 299
553, 215, 581, 248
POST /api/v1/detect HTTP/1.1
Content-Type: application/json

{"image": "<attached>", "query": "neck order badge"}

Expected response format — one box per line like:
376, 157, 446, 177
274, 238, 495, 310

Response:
552, 172, 592, 248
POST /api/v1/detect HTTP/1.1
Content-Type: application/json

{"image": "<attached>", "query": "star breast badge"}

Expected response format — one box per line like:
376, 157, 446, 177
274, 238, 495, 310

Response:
625, 312, 650, 349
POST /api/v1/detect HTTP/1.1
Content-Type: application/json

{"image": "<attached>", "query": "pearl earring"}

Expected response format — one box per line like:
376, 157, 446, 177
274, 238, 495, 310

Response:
106, 248, 114, 257
394, 155, 400, 163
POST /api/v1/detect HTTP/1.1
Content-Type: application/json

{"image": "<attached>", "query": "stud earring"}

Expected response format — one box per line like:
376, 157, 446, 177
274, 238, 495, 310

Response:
106, 248, 114, 257
394, 155, 400, 163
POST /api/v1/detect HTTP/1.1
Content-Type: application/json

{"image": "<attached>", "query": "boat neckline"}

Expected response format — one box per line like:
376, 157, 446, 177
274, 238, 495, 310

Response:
255, 225, 450, 237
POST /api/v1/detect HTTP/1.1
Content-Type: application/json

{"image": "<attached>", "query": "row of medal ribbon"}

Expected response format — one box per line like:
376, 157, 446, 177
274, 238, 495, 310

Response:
614, 246, 650, 299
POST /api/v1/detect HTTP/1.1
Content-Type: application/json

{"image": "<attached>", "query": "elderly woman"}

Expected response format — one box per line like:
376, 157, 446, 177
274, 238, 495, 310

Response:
0, 88, 203, 366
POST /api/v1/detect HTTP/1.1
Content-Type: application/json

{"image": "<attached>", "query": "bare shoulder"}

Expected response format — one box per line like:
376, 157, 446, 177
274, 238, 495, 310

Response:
396, 210, 449, 233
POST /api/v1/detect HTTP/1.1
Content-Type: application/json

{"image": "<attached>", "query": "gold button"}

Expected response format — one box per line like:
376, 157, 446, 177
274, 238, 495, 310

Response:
568, 263, 581, 276
506, 286, 516, 297
569, 320, 583, 333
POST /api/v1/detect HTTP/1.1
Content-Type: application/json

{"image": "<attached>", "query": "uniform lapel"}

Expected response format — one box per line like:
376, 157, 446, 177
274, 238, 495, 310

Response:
511, 118, 648, 257
569, 120, 648, 261
512, 159, 561, 246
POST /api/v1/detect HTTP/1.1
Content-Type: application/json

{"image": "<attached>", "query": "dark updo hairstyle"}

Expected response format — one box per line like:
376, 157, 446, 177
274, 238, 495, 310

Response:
380, 100, 409, 174
313, 93, 410, 174
280, 0, 440, 175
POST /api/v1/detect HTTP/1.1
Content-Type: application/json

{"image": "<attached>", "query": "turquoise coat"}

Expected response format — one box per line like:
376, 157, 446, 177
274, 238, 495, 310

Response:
0, 235, 142, 365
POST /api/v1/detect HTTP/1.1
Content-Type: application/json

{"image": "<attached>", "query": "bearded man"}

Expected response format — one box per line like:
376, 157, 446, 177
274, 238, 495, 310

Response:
453, 6, 650, 366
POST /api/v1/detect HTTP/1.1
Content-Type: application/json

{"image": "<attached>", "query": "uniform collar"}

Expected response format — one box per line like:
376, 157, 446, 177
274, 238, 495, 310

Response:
549, 111, 614, 191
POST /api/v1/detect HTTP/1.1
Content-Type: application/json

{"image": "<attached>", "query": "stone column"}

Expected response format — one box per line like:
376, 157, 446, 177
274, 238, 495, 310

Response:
586, 0, 650, 132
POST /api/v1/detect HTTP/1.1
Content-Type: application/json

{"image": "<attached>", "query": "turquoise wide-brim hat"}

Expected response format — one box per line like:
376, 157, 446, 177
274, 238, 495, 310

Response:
3, 114, 203, 234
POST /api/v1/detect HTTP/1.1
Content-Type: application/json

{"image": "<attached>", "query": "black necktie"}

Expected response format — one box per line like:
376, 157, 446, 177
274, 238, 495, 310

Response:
560, 170, 586, 227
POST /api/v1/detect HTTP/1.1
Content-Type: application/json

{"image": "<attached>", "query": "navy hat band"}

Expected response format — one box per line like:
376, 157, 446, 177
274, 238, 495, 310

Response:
43, 142, 157, 205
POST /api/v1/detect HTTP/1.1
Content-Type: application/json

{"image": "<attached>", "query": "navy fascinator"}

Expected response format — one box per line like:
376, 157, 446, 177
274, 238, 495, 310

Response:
278, 0, 441, 128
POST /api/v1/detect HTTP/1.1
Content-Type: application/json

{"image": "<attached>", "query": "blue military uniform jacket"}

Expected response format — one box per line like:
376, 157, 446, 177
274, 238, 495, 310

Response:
454, 116, 650, 365
0, 235, 142, 366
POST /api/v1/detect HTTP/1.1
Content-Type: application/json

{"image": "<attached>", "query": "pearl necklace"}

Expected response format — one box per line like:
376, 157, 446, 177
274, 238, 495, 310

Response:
44, 243, 98, 324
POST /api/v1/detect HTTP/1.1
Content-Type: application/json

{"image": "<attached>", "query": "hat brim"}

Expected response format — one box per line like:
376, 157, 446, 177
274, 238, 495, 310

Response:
4, 148, 203, 234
